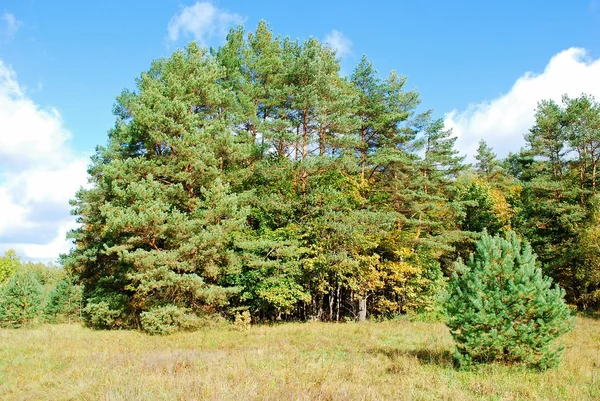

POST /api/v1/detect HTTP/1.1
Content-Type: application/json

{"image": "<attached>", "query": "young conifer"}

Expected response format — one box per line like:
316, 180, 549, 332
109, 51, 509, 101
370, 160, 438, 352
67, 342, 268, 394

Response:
445, 231, 573, 370
44, 276, 83, 323
0, 270, 43, 328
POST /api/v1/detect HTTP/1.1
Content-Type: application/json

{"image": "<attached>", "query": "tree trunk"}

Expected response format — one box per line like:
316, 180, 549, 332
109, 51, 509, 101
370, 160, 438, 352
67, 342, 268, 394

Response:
592, 153, 598, 192
358, 295, 367, 323
295, 125, 300, 161
329, 291, 334, 321
318, 299, 324, 321
361, 125, 366, 180
336, 283, 341, 322
301, 109, 308, 194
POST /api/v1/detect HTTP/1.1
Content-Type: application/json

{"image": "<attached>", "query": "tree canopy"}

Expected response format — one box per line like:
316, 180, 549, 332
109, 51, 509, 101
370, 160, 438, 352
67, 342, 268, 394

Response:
62, 22, 470, 330
61, 21, 593, 333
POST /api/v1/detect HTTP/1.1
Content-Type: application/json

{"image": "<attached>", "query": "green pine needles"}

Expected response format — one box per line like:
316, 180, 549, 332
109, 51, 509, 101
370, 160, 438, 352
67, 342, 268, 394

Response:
445, 231, 573, 370
0, 270, 43, 328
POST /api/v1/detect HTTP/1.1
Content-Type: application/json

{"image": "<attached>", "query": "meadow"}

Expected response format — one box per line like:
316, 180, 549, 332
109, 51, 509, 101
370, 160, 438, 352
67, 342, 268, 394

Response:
1, 317, 598, 400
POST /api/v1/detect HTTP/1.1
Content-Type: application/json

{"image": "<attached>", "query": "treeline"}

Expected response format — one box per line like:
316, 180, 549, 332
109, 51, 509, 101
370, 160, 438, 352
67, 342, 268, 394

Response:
507, 94, 600, 309
0, 250, 82, 327
59, 21, 600, 333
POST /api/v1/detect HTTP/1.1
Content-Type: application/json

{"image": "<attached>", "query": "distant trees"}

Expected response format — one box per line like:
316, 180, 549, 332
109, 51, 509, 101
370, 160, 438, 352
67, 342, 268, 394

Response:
513, 94, 600, 308
451, 94, 600, 312
45, 276, 83, 323
0, 250, 82, 327
0, 249, 20, 284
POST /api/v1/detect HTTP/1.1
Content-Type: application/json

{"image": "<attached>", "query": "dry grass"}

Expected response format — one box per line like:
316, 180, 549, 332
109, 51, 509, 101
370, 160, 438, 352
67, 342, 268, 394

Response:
0, 317, 599, 400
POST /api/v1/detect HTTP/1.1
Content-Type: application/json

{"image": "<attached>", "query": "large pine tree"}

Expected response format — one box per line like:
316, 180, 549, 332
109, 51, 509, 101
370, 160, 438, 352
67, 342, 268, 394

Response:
64, 43, 252, 329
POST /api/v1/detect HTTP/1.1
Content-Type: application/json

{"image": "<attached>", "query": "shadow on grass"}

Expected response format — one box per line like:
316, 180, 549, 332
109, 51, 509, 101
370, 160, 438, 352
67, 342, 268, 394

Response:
579, 310, 600, 320
368, 346, 454, 368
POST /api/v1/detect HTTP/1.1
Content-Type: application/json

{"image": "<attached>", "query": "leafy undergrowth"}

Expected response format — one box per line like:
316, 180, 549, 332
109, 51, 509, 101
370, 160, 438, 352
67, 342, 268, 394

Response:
0, 317, 598, 400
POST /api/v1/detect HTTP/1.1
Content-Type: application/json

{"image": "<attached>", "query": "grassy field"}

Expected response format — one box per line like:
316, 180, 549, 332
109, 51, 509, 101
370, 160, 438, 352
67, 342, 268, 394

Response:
1, 317, 599, 400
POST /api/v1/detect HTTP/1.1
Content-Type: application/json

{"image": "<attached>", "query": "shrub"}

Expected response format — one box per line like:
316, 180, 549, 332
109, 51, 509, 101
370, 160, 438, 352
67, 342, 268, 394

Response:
445, 231, 573, 370
140, 305, 201, 335
83, 301, 123, 329
234, 310, 252, 330
0, 270, 43, 328
83, 292, 130, 329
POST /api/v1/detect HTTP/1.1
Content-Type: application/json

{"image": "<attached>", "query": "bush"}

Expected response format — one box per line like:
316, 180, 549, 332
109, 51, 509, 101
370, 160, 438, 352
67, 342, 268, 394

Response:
83, 292, 130, 329
445, 231, 573, 370
0, 270, 43, 328
83, 301, 123, 329
140, 305, 201, 335
234, 310, 252, 330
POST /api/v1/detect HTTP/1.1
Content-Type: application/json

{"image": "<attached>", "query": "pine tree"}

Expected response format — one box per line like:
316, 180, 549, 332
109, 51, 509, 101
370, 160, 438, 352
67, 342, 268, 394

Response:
416, 117, 468, 245
515, 94, 600, 306
63, 43, 252, 331
0, 270, 43, 328
44, 275, 83, 323
445, 231, 573, 370
475, 139, 501, 178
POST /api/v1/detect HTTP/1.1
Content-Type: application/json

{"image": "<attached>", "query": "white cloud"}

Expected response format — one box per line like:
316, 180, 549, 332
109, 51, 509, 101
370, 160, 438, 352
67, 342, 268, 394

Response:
0, 59, 89, 262
167, 2, 245, 45
0, 12, 20, 40
18, 221, 80, 261
445, 48, 600, 160
324, 29, 353, 58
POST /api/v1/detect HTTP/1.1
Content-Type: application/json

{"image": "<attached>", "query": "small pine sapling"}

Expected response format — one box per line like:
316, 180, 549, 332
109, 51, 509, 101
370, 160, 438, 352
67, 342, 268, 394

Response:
445, 231, 573, 370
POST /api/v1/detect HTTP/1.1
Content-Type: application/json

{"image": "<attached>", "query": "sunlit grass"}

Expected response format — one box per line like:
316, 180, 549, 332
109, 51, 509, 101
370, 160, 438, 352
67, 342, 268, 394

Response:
0, 317, 598, 400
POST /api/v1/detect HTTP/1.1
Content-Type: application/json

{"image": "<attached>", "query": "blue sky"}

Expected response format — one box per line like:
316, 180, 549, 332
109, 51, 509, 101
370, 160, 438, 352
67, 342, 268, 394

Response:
1, 1, 600, 261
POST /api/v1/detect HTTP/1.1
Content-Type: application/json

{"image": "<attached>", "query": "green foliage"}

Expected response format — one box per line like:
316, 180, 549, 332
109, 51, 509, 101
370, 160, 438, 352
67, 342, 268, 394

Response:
574, 195, 600, 308
455, 177, 514, 235
233, 230, 311, 319
511, 94, 600, 307
445, 231, 573, 370
64, 41, 251, 330
0, 249, 20, 284
140, 305, 201, 335
475, 140, 501, 178
52, 18, 600, 330
412, 257, 447, 319
0, 270, 43, 328
0, 250, 74, 327
60, 20, 503, 330
21, 261, 62, 287
83, 291, 130, 329
44, 276, 83, 323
